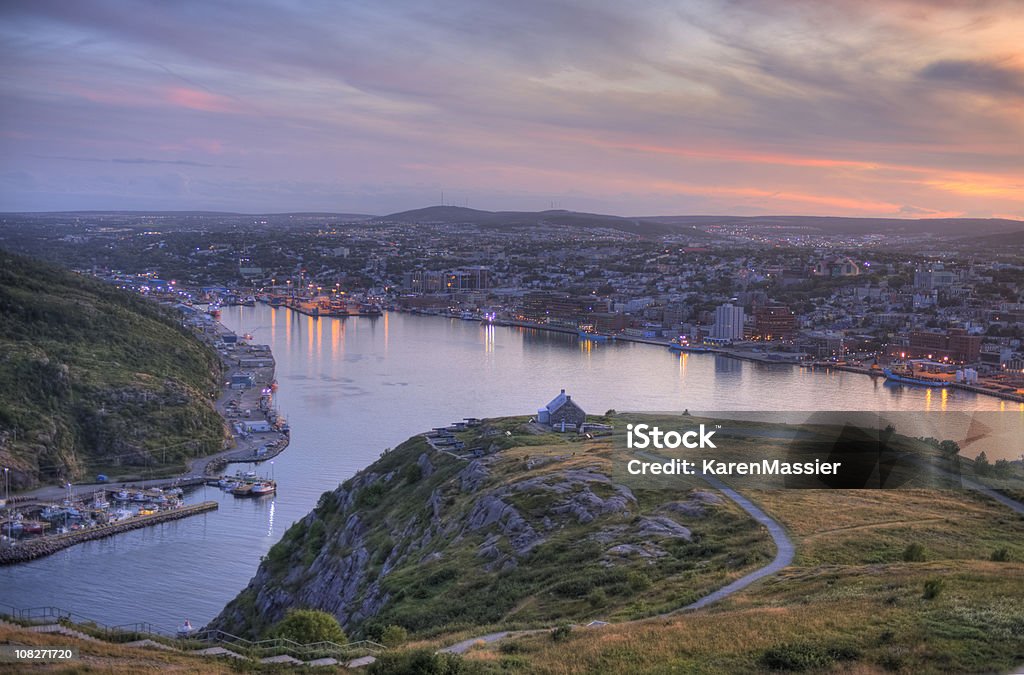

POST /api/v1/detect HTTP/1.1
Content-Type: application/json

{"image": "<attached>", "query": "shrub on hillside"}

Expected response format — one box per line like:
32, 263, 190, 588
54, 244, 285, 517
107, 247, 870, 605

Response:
902, 543, 926, 562
270, 609, 346, 645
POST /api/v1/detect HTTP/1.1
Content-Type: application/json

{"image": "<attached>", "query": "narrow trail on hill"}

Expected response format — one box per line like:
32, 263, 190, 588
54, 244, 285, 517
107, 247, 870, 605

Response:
440, 464, 796, 654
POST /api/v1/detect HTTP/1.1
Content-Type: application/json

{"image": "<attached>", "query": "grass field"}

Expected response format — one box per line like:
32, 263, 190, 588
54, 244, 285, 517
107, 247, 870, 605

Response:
462, 483, 1024, 673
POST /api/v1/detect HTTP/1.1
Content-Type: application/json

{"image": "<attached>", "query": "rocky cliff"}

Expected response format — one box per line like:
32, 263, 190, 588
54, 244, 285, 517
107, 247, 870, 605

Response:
210, 417, 772, 639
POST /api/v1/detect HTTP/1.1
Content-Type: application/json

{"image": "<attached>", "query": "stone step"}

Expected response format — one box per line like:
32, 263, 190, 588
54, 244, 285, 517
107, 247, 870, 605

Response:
347, 655, 378, 668
123, 638, 178, 651
191, 646, 247, 659
27, 624, 101, 642
260, 654, 303, 664
306, 657, 340, 666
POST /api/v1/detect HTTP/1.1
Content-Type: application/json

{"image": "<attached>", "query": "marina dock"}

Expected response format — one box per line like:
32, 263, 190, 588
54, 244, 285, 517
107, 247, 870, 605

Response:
0, 501, 218, 566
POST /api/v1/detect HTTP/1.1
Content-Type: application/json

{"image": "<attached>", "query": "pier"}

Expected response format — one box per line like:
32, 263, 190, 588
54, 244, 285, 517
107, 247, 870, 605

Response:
0, 501, 218, 566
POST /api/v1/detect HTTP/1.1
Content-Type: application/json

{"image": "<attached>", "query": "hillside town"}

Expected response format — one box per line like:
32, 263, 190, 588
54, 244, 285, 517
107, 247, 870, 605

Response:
2, 210, 1022, 398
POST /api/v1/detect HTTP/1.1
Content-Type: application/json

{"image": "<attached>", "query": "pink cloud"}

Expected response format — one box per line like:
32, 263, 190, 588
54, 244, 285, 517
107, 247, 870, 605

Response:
164, 87, 237, 113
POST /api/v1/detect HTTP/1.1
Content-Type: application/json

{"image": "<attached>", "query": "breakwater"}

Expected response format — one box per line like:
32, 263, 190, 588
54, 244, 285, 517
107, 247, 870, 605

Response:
0, 501, 218, 566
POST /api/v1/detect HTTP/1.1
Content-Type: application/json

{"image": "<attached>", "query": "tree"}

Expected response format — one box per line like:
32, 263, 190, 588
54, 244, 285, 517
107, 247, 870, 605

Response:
974, 452, 992, 477
271, 609, 347, 645
378, 624, 409, 648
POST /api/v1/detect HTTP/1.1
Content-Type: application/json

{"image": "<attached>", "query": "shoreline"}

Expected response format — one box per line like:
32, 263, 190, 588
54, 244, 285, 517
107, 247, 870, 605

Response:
408, 311, 1023, 405
7, 315, 289, 514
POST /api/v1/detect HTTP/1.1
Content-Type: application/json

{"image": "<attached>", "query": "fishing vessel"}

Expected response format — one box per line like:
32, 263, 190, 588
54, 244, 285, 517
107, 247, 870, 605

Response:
250, 481, 276, 496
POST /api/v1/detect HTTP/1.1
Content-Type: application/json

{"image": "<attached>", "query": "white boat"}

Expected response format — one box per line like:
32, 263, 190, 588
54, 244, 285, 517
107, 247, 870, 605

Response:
40, 505, 63, 520
250, 482, 276, 496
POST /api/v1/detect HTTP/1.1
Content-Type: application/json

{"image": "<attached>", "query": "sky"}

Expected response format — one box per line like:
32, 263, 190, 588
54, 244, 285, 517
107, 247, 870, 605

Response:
1, 0, 1023, 217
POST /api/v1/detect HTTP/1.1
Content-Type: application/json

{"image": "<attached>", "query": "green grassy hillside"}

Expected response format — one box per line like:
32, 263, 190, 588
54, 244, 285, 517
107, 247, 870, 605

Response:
211, 416, 773, 640
0, 249, 226, 488
210, 413, 1024, 673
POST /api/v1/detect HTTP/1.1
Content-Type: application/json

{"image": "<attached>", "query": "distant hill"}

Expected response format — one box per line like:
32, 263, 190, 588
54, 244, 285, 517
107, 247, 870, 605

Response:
959, 229, 1024, 248
381, 207, 1024, 239
642, 214, 1024, 237
0, 210, 376, 220
0, 250, 227, 488
379, 206, 689, 237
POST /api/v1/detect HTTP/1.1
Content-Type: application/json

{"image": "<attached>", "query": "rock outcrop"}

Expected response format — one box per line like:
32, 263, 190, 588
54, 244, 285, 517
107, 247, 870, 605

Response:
208, 428, 736, 640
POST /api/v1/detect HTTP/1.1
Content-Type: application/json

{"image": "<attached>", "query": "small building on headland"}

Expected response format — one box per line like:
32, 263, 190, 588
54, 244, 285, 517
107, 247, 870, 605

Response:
538, 389, 587, 430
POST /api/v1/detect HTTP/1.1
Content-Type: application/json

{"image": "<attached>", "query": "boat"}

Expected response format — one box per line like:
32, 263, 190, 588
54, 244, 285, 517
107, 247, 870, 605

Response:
92, 493, 110, 509
40, 505, 63, 520
250, 481, 276, 496
883, 368, 950, 388
669, 343, 711, 353
114, 489, 131, 502
231, 483, 254, 496
577, 330, 611, 342
132, 492, 149, 502
22, 521, 44, 535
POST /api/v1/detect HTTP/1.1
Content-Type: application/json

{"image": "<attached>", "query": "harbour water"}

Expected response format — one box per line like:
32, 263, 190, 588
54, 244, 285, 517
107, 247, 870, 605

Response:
1, 305, 1017, 630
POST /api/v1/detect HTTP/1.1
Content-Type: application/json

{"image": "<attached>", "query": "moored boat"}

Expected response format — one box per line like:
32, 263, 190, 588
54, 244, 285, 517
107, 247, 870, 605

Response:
669, 343, 711, 353
577, 330, 611, 342
883, 368, 950, 388
231, 483, 254, 497
250, 481, 276, 496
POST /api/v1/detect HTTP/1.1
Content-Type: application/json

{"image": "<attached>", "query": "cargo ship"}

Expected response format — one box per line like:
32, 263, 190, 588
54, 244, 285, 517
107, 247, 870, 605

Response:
883, 368, 950, 388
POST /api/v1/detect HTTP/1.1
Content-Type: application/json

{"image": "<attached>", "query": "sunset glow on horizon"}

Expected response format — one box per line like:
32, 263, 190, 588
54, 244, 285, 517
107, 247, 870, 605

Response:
1, 0, 1022, 218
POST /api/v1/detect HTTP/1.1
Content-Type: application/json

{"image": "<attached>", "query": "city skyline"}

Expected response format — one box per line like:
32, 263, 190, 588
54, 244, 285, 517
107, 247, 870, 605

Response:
2, 0, 1023, 218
